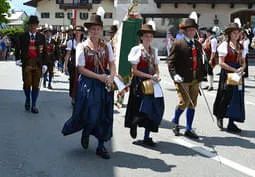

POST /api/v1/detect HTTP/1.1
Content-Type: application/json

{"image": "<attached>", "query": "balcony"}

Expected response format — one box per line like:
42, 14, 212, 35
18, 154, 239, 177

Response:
59, 3, 93, 10
153, 0, 254, 8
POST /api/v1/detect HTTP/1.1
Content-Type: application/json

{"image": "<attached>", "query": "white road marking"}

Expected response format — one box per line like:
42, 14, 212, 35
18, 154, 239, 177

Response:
162, 80, 255, 107
174, 138, 255, 177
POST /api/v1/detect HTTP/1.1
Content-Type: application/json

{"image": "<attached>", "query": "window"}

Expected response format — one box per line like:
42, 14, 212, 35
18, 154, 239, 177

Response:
80, 13, 88, 20
80, 0, 88, 3
92, 0, 101, 4
104, 12, 112, 19
41, 12, 50, 19
56, 0, 64, 4
55, 12, 64, 18
67, 12, 73, 19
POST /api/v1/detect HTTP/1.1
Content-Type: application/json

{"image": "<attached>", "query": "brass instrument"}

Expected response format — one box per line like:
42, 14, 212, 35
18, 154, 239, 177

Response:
128, 0, 139, 15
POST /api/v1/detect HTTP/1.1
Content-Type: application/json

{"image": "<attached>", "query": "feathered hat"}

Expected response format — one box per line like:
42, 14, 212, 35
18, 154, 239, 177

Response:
84, 6, 105, 28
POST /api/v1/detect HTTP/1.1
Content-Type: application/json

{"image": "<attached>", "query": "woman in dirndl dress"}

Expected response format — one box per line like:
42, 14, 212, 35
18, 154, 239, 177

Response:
125, 24, 164, 147
213, 23, 246, 133
62, 14, 116, 159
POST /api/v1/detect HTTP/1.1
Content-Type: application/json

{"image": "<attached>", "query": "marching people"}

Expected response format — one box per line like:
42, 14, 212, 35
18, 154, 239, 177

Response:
125, 24, 164, 147
168, 18, 204, 139
213, 23, 246, 133
203, 27, 218, 91
62, 14, 116, 159
64, 26, 85, 105
15, 15, 46, 114
42, 28, 58, 89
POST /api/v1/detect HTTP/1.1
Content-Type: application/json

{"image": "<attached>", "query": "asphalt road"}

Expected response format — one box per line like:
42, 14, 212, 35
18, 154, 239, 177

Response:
0, 60, 255, 177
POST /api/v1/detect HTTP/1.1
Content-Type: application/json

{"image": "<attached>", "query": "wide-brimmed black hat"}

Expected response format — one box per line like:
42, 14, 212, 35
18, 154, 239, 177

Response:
84, 14, 103, 28
181, 18, 198, 29
137, 24, 155, 36
28, 15, 39, 25
224, 23, 241, 34
109, 25, 118, 33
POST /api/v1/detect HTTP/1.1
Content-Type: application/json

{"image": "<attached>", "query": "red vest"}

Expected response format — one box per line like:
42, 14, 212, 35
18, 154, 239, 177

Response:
225, 46, 239, 63
84, 45, 109, 71
28, 39, 37, 59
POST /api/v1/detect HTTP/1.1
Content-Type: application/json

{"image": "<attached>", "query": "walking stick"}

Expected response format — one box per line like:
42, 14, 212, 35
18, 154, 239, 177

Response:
179, 83, 195, 107
199, 85, 215, 122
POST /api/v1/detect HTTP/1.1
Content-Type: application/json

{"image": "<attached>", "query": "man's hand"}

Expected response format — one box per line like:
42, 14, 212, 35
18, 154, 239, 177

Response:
174, 74, 183, 83
16, 60, 22, 66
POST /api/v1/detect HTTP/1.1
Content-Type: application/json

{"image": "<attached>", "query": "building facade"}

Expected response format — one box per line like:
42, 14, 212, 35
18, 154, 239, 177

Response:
116, 0, 255, 55
24, 0, 115, 31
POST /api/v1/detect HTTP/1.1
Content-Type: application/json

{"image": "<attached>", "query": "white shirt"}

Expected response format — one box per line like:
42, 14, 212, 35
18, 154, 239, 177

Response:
76, 40, 114, 67
217, 41, 245, 59
128, 45, 159, 65
209, 36, 218, 53
29, 32, 36, 39
66, 39, 77, 51
241, 38, 250, 58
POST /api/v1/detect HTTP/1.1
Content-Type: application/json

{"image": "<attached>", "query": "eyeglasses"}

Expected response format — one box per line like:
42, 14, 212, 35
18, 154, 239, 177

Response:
76, 30, 83, 32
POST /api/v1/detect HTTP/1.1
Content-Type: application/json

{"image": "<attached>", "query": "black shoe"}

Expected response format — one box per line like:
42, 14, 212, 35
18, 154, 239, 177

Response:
25, 100, 30, 111
184, 130, 199, 139
143, 138, 156, 147
81, 134, 89, 149
130, 126, 137, 139
43, 82, 46, 88
31, 107, 39, 114
208, 87, 213, 91
96, 147, 110, 159
172, 125, 180, 136
48, 85, 53, 89
217, 118, 223, 129
227, 123, 242, 133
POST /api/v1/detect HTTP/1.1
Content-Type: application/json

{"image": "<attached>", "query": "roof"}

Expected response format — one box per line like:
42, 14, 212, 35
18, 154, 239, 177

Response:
6, 11, 28, 21
24, 0, 42, 7
153, 0, 254, 3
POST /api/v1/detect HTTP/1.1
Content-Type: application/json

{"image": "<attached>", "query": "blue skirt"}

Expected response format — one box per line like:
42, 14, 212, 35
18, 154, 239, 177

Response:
213, 62, 245, 122
125, 76, 164, 132
62, 74, 114, 141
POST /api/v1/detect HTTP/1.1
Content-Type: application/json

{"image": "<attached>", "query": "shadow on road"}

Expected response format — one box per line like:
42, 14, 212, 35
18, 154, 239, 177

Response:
199, 135, 255, 149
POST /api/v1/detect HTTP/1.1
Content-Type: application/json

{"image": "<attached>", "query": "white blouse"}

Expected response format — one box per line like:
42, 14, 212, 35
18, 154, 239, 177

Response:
217, 41, 246, 59
76, 40, 115, 67
128, 45, 159, 65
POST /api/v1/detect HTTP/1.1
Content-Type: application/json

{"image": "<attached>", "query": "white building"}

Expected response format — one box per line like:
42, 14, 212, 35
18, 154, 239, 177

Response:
6, 10, 28, 28
24, 0, 115, 31
115, 0, 255, 55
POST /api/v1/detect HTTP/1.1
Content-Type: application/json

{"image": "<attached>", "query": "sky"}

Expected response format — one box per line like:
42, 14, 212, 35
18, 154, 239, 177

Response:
8, 0, 36, 15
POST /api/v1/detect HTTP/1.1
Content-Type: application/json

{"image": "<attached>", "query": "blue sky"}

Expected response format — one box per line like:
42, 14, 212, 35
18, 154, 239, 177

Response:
9, 0, 36, 15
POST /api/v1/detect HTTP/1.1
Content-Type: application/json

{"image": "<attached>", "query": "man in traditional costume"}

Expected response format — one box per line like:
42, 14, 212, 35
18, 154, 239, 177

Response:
168, 18, 204, 139
15, 16, 46, 114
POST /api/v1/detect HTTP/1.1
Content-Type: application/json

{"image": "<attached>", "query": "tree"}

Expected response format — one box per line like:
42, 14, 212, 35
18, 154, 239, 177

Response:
0, 0, 11, 23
